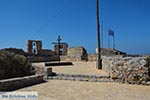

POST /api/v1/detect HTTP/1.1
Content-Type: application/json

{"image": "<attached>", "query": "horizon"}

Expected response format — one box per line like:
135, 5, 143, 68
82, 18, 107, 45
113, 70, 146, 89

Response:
0, 0, 150, 54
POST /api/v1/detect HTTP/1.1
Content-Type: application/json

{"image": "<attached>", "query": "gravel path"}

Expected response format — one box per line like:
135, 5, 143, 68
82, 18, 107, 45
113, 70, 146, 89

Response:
17, 80, 150, 100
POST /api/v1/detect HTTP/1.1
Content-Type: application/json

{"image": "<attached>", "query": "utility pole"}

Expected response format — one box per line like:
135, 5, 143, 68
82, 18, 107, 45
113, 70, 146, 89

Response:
96, 0, 102, 70
113, 35, 115, 50
108, 29, 110, 48
101, 21, 103, 48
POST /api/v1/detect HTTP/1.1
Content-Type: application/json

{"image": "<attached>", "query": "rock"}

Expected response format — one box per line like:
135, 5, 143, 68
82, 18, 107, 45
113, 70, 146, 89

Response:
146, 81, 150, 85
89, 78, 97, 82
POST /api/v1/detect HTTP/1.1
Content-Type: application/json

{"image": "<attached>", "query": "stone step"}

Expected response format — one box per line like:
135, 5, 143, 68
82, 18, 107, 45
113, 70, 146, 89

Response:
56, 73, 110, 78
48, 73, 113, 82
47, 73, 150, 85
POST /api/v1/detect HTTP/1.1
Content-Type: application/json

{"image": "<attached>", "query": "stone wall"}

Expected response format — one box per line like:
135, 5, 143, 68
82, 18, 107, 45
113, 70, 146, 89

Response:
28, 56, 59, 62
88, 54, 97, 61
0, 47, 59, 62
60, 55, 87, 61
102, 56, 150, 85
32, 63, 53, 78
96, 48, 126, 55
38, 49, 54, 56
0, 74, 45, 91
62, 47, 88, 61
54, 43, 68, 55
32, 63, 45, 74
26, 40, 42, 53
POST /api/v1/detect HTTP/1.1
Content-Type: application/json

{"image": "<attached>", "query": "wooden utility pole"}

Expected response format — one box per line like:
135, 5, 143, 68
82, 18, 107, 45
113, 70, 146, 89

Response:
108, 29, 110, 48
113, 35, 115, 50
96, 0, 102, 69
101, 21, 103, 48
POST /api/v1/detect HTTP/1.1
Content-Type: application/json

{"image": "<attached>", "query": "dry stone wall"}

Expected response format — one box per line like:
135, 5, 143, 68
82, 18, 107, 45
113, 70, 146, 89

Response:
102, 56, 150, 85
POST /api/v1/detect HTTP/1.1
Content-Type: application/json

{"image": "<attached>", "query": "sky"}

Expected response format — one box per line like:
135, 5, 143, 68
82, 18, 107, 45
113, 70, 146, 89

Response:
0, 0, 150, 54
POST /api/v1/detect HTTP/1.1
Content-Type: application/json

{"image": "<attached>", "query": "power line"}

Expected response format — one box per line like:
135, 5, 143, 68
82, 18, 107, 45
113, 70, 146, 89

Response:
134, 0, 150, 11
128, 0, 150, 13
28, 1, 73, 39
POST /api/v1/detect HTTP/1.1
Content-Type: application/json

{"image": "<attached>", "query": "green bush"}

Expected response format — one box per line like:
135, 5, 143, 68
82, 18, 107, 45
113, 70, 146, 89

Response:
0, 51, 35, 80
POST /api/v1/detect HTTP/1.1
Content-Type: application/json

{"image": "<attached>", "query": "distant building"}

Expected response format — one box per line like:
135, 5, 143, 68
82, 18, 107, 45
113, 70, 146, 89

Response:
96, 48, 126, 55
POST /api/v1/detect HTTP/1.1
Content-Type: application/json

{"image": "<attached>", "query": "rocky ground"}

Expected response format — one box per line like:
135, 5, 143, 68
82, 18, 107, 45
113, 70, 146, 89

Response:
17, 61, 150, 100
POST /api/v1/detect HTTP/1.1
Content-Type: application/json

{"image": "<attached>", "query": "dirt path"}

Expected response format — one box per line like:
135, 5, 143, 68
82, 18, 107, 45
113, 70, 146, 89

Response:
32, 61, 108, 76
28, 61, 150, 100
17, 80, 150, 100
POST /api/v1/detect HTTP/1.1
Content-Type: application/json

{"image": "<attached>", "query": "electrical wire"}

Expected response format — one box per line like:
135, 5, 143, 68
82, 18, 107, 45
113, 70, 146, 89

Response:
128, 0, 150, 13
134, 0, 150, 12
28, 1, 73, 39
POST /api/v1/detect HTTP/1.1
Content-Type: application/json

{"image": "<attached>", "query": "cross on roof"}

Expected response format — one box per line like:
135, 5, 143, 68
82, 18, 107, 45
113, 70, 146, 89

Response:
52, 35, 63, 62
57, 36, 61, 43
52, 36, 62, 45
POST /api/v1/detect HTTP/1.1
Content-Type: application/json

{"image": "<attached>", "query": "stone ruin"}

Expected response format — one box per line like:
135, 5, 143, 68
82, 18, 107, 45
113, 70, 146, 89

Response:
0, 39, 88, 62
96, 48, 126, 55
60, 46, 88, 61
1, 39, 127, 62
26, 40, 58, 62
26, 40, 42, 54
51, 36, 88, 61
0, 34, 127, 63
87, 48, 126, 61
52, 36, 68, 56
26, 40, 54, 56
54, 43, 68, 55
1, 39, 150, 85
